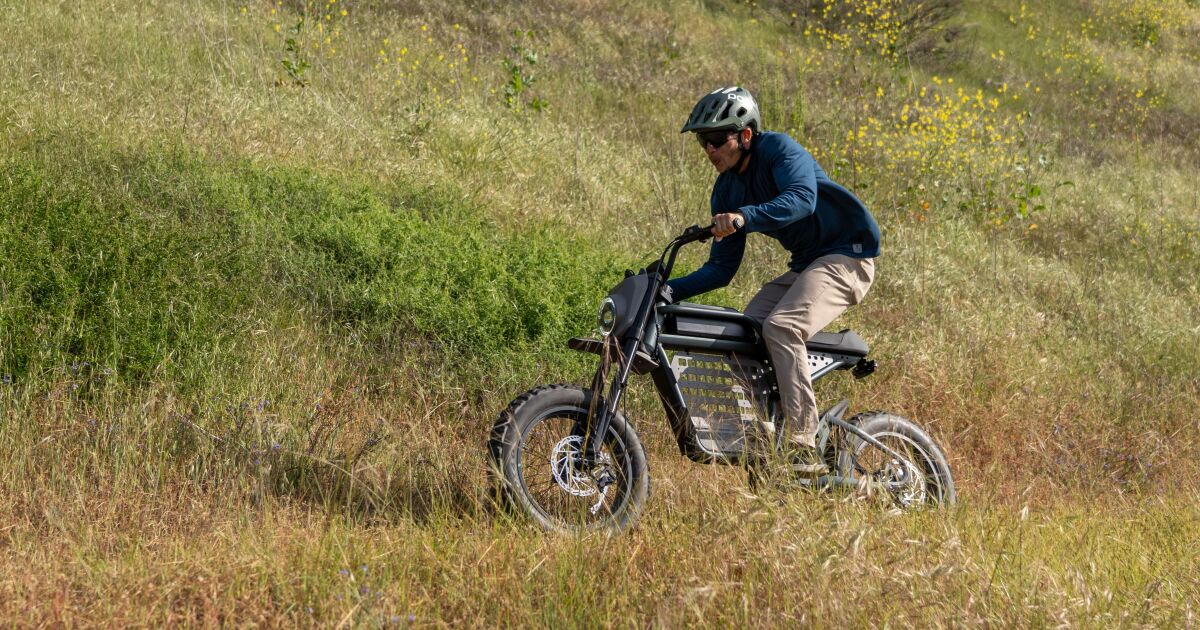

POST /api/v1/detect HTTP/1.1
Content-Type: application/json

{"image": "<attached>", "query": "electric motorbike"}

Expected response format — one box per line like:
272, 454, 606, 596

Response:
489, 224, 956, 532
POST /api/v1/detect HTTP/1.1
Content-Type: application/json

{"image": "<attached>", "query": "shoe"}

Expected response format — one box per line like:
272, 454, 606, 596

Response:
789, 445, 829, 476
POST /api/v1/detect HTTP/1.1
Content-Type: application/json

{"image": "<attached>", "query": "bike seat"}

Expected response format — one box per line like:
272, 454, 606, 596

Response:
807, 330, 870, 357
661, 303, 870, 357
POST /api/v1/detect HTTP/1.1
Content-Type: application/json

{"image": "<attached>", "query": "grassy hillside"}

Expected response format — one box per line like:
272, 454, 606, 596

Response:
2, 0, 1198, 625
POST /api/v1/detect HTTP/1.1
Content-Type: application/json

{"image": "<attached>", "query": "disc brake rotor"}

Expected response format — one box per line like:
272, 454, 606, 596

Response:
856, 432, 930, 507
549, 435, 613, 513
880, 456, 927, 506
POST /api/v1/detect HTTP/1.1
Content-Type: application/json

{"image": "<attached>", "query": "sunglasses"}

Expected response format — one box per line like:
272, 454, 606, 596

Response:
696, 130, 737, 149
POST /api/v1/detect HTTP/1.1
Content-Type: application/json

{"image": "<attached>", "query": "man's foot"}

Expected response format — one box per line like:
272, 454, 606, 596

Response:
789, 445, 829, 476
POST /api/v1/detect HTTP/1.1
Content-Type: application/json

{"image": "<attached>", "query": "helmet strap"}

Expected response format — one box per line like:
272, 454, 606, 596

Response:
734, 130, 752, 173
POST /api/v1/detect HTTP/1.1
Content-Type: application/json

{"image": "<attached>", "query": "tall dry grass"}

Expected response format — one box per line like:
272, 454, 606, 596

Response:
1, 0, 1198, 625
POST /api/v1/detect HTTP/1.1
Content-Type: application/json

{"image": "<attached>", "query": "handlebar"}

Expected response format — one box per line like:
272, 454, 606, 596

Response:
659, 217, 746, 282
676, 224, 716, 246
676, 216, 746, 246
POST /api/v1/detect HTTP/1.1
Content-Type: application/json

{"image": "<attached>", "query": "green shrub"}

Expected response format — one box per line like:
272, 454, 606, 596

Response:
0, 137, 622, 386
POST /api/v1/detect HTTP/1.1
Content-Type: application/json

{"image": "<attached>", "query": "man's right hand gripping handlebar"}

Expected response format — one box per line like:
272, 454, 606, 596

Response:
712, 213, 745, 242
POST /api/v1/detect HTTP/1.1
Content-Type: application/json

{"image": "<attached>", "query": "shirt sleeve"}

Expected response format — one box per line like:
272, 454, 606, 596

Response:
738, 137, 818, 232
665, 229, 745, 302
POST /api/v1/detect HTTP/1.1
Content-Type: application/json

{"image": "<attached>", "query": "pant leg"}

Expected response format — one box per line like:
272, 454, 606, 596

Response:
759, 255, 875, 448
744, 270, 801, 324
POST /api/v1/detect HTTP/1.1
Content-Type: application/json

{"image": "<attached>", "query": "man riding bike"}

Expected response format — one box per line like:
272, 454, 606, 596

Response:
667, 86, 881, 474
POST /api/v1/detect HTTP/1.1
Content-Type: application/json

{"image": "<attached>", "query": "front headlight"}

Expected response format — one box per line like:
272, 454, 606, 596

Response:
597, 297, 617, 337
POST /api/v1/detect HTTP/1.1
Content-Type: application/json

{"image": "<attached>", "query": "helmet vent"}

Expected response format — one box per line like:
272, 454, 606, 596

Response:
681, 86, 762, 134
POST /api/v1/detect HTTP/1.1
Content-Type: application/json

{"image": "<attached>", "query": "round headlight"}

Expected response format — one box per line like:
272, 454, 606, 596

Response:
597, 297, 617, 337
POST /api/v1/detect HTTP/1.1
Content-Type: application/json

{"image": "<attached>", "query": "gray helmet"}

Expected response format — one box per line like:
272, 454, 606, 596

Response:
680, 86, 762, 134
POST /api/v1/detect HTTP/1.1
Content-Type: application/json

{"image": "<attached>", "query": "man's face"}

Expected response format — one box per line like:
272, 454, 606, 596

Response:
697, 129, 746, 173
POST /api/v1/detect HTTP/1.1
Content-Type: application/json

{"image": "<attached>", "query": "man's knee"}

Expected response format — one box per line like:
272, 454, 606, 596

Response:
762, 313, 809, 343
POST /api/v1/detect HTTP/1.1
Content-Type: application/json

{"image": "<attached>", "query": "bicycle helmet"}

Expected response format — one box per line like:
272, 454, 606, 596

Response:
680, 86, 762, 134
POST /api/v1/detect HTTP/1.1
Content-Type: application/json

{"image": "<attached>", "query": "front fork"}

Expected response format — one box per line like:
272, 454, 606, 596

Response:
576, 335, 640, 469
579, 270, 665, 468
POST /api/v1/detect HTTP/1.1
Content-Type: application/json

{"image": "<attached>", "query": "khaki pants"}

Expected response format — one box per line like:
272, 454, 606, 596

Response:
744, 255, 875, 448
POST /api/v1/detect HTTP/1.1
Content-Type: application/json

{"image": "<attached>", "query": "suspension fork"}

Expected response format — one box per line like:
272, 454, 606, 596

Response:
580, 276, 664, 466
576, 226, 707, 466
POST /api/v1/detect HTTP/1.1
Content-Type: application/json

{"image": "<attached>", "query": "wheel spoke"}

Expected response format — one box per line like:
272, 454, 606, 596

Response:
512, 408, 632, 529
852, 431, 938, 507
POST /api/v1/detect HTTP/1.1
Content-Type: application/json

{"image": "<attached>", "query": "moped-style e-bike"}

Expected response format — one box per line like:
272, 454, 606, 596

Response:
490, 224, 955, 532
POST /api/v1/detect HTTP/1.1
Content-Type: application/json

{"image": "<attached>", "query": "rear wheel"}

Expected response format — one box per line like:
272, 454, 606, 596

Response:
489, 385, 649, 532
837, 412, 956, 507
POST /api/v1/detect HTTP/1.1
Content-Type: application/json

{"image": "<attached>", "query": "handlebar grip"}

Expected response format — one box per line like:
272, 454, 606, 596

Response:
676, 219, 742, 246
703, 216, 743, 236
706, 216, 744, 232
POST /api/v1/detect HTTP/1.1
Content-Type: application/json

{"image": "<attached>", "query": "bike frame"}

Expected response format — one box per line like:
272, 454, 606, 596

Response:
576, 226, 911, 490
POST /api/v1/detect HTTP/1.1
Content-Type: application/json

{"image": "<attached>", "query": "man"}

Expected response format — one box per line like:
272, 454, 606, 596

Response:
667, 86, 881, 474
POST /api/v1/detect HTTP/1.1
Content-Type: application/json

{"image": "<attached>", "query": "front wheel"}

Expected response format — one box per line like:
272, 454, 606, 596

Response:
838, 412, 956, 507
489, 384, 649, 533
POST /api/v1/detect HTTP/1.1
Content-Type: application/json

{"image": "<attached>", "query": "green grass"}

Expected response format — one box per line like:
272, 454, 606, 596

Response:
1, 0, 1198, 625
1, 133, 624, 385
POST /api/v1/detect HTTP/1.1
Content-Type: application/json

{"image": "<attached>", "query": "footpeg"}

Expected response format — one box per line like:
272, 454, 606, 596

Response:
852, 359, 876, 379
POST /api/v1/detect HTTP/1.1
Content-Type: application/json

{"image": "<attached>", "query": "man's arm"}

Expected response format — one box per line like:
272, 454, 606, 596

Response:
665, 229, 745, 302
738, 137, 818, 232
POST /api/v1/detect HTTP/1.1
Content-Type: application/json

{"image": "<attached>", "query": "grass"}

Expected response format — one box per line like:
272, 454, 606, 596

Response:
1, 0, 1198, 625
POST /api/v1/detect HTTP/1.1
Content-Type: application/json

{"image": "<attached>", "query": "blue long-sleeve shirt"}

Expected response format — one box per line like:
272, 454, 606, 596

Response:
667, 131, 881, 302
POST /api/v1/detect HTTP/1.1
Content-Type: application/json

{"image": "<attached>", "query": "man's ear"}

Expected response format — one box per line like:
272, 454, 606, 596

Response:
739, 128, 752, 150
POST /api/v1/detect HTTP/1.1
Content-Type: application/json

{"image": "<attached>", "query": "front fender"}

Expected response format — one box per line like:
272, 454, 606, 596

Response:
567, 337, 659, 375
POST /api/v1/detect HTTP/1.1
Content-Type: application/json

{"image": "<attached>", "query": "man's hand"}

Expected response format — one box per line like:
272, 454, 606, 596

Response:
713, 213, 745, 241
